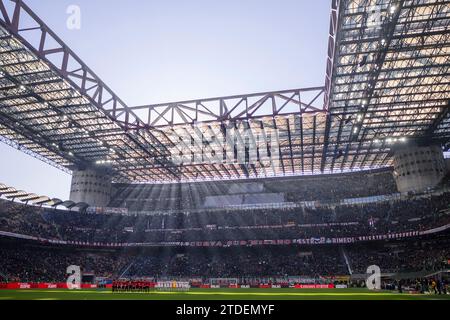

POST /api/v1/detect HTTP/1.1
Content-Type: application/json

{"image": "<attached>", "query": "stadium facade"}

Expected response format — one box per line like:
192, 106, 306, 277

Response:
0, 0, 449, 293
0, 0, 448, 208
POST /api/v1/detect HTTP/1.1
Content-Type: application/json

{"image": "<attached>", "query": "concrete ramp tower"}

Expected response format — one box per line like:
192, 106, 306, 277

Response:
393, 145, 446, 193
70, 169, 112, 207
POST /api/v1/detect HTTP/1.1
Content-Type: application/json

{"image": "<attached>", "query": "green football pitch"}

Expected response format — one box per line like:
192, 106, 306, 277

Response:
1, 288, 449, 300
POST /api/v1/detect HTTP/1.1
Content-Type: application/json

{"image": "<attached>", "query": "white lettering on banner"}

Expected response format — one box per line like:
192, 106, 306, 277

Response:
0, 223, 448, 248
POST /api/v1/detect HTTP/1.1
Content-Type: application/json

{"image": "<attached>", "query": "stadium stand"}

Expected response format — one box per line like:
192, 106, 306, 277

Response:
0, 175, 449, 284
0, 237, 449, 283
1, 189, 449, 244
108, 169, 398, 211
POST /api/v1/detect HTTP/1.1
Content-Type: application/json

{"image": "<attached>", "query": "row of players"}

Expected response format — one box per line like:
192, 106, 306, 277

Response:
112, 280, 153, 292
110, 278, 449, 295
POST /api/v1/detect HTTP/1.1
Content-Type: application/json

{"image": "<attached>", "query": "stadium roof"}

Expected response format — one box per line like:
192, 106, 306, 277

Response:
0, 0, 449, 183
0, 182, 87, 209
322, 0, 450, 173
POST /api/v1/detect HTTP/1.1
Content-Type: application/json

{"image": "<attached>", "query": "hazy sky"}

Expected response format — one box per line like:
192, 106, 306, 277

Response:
0, 0, 332, 200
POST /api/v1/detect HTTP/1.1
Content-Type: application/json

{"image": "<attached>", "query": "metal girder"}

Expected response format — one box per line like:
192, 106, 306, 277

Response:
0, 0, 449, 183
0, 0, 181, 182
125, 87, 326, 127
322, 0, 450, 173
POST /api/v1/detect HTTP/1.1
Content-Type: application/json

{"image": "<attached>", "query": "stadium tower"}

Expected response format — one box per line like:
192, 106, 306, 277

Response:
70, 168, 112, 207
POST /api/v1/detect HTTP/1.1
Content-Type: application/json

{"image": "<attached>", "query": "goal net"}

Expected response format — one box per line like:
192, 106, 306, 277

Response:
210, 278, 239, 288
155, 280, 190, 292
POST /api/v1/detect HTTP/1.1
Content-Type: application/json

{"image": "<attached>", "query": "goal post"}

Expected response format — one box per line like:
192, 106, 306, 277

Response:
209, 278, 239, 288
155, 280, 190, 292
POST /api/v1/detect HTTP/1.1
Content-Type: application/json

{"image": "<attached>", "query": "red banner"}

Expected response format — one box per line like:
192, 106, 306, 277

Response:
0, 283, 98, 290
37, 283, 58, 289
293, 284, 335, 289
1, 224, 449, 249
1, 282, 339, 290
6, 282, 32, 289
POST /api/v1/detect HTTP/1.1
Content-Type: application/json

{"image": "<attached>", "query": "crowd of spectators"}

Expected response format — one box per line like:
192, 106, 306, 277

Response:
347, 238, 450, 274
109, 169, 397, 211
0, 178, 449, 283
0, 238, 448, 283
124, 247, 347, 279
0, 191, 449, 244
0, 246, 126, 282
